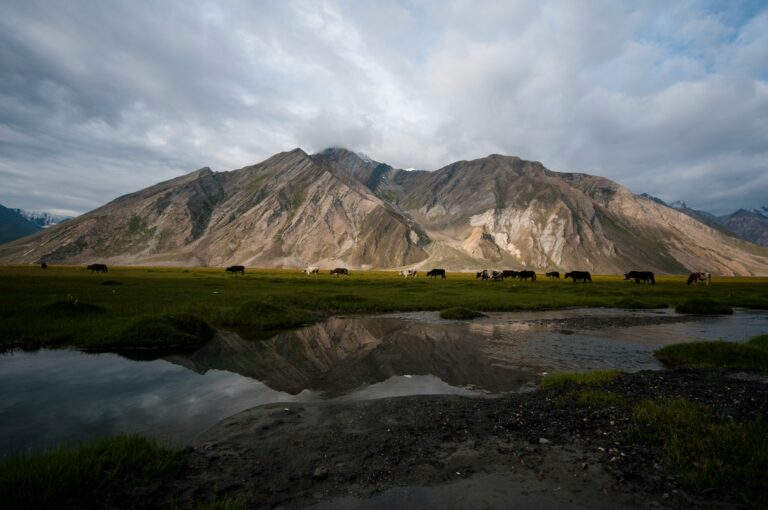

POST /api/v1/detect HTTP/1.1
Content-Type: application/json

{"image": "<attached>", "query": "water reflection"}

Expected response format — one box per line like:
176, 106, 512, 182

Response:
1, 309, 765, 457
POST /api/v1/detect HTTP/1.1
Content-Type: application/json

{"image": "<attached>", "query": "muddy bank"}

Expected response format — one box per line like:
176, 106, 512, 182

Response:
520, 313, 701, 331
121, 369, 768, 509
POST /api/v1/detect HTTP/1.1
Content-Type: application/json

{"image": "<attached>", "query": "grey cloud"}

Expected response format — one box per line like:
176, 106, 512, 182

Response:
0, 0, 766, 216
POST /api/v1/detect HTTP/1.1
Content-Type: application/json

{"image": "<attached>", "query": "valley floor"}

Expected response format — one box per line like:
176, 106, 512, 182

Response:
122, 369, 768, 510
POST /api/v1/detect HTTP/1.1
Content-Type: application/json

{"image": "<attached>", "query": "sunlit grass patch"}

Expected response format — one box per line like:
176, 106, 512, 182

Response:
539, 369, 621, 389
0, 434, 181, 510
631, 399, 768, 508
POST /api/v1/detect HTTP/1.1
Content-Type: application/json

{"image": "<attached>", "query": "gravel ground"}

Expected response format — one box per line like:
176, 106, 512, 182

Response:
120, 368, 768, 509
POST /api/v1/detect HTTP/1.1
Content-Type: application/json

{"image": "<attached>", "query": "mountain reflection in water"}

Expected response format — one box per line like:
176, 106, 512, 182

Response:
163, 316, 543, 396
161, 309, 768, 396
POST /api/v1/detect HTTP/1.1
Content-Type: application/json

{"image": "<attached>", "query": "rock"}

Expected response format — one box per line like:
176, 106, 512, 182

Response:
312, 467, 329, 480
538, 437, 551, 444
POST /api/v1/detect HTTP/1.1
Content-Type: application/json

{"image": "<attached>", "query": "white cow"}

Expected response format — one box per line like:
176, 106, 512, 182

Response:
303, 266, 320, 275
399, 269, 418, 278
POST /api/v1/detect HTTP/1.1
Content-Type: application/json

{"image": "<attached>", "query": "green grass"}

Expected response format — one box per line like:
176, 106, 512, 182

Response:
0, 434, 182, 510
675, 298, 733, 315
539, 369, 621, 389
115, 313, 214, 350
439, 307, 486, 320
1, 266, 767, 351
654, 334, 768, 370
557, 389, 628, 407
215, 300, 318, 339
631, 399, 768, 508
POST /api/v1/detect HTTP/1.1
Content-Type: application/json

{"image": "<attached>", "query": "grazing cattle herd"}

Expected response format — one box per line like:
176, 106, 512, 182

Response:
69, 262, 714, 286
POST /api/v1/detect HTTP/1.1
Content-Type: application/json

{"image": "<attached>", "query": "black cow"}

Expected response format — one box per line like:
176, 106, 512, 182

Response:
565, 271, 592, 283
225, 265, 245, 275
517, 270, 536, 281
426, 268, 446, 279
624, 271, 655, 284
87, 263, 108, 273
40, 261, 48, 270
476, 270, 489, 280
501, 270, 519, 279
330, 267, 349, 277
545, 271, 560, 279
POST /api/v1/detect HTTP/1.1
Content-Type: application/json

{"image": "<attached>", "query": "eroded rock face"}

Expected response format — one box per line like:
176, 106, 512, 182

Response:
2, 147, 767, 275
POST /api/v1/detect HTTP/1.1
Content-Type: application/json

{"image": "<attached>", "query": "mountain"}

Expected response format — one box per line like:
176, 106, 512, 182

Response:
12, 209, 73, 229
0, 204, 42, 244
1, 148, 767, 275
668, 202, 768, 247
718, 209, 768, 247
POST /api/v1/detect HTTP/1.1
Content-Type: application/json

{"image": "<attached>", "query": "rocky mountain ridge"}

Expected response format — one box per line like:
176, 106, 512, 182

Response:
1, 148, 767, 275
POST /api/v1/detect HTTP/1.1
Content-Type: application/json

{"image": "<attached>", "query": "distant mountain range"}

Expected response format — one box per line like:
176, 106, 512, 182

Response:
0, 204, 41, 244
1, 148, 767, 275
12, 209, 73, 229
641, 195, 768, 247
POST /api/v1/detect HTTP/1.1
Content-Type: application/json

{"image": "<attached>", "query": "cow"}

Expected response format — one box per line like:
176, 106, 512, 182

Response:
476, 269, 489, 280
624, 271, 655, 284
545, 271, 559, 279
225, 265, 245, 275
40, 261, 48, 270
87, 263, 108, 273
517, 270, 537, 281
426, 268, 446, 279
400, 269, 417, 278
501, 270, 519, 279
330, 267, 349, 277
303, 266, 320, 275
686, 272, 711, 286
565, 271, 592, 283
491, 270, 504, 281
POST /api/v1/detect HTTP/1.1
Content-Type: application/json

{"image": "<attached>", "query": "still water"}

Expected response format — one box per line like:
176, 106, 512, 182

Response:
1, 308, 766, 457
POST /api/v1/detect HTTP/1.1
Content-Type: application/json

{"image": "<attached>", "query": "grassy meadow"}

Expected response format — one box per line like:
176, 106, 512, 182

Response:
0, 264, 766, 351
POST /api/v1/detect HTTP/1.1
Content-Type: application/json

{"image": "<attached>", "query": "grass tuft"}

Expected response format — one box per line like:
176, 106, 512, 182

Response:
439, 307, 486, 320
675, 298, 733, 315
631, 399, 768, 508
100, 280, 123, 286
116, 313, 214, 349
615, 298, 666, 309
218, 300, 317, 335
654, 334, 768, 370
539, 369, 621, 389
0, 434, 181, 510
40, 300, 105, 317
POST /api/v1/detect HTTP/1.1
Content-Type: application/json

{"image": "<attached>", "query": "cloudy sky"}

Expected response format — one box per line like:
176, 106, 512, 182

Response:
1, 0, 766, 216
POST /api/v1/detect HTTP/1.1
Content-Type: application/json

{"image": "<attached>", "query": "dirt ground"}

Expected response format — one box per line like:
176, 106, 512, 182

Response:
119, 368, 768, 509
